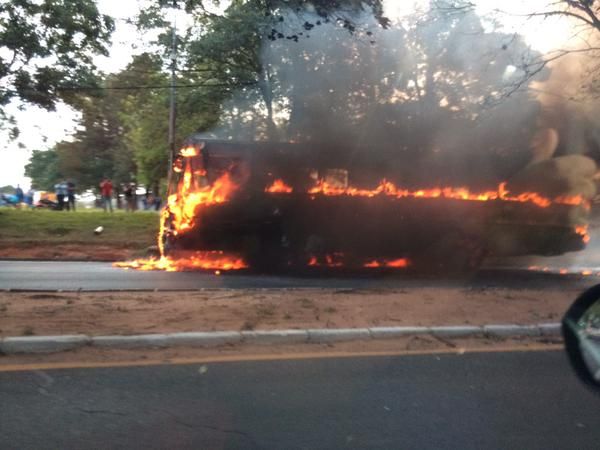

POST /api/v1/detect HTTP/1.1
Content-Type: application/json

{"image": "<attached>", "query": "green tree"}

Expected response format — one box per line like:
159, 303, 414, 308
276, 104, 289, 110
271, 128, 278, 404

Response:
24, 149, 61, 190
46, 82, 128, 190
131, 1, 545, 189
0, 0, 114, 116
117, 53, 223, 192
118, 54, 175, 193
176, 2, 539, 184
138, 0, 390, 141
0, 185, 16, 194
25, 73, 135, 192
24, 52, 221, 194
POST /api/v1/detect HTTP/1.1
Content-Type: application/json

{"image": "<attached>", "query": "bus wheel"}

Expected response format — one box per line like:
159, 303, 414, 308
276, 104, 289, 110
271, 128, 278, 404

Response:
242, 234, 287, 273
413, 231, 487, 276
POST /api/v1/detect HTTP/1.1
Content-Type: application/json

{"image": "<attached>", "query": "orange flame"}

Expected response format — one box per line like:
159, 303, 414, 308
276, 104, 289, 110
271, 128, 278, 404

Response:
114, 252, 247, 272
308, 255, 410, 269
528, 266, 600, 277
265, 179, 293, 193
575, 225, 590, 244
151, 159, 244, 271
306, 254, 344, 267
385, 258, 410, 268
305, 179, 585, 208
325, 254, 344, 267
167, 163, 238, 234
363, 258, 410, 268
180, 146, 199, 157
363, 260, 381, 268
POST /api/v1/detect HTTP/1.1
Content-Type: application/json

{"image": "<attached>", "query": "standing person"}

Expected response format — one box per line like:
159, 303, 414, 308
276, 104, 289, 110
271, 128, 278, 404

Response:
54, 181, 67, 210
124, 183, 135, 212
99, 178, 113, 213
115, 184, 122, 210
143, 189, 150, 210
146, 193, 155, 211
15, 185, 24, 204
25, 188, 34, 207
67, 180, 76, 211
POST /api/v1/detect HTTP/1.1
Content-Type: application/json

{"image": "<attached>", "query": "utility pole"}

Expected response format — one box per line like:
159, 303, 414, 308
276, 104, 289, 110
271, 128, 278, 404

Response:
167, 5, 177, 189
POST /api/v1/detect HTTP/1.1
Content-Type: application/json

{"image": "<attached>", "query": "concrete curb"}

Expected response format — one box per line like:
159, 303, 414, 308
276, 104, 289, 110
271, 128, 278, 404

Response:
0, 323, 563, 354
0, 335, 90, 354
483, 324, 541, 338
91, 332, 242, 349
92, 334, 171, 349
308, 328, 371, 343
369, 326, 429, 339
241, 330, 309, 345
430, 325, 484, 338
538, 323, 562, 336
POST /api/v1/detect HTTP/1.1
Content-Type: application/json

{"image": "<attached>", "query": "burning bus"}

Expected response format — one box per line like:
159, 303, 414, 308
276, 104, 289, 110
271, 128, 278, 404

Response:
158, 135, 590, 272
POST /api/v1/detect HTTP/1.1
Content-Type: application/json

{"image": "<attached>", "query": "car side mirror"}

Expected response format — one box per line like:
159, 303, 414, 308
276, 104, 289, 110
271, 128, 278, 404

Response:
562, 284, 600, 393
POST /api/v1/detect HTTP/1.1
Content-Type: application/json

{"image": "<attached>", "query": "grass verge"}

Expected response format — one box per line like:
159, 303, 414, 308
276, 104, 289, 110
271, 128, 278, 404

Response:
0, 209, 159, 260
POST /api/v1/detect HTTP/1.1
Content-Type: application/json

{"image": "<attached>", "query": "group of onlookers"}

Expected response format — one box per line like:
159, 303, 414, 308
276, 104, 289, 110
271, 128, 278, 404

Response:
54, 180, 76, 211
2, 179, 161, 212
99, 178, 161, 212
15, 185, 34, 206
0, 185, 34, 207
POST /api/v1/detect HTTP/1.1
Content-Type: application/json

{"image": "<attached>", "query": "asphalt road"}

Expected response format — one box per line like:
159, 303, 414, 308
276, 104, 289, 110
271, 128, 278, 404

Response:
1, 350, 598, 449
0, 260, 597, 291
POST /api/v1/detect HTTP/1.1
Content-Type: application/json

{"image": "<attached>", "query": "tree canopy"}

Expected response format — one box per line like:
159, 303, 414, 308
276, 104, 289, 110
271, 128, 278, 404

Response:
25, 51, 220, 193
152, 0, 542, 185
24, 149, 60, 191
0, 0, 114, 115
27, 0, 586, 193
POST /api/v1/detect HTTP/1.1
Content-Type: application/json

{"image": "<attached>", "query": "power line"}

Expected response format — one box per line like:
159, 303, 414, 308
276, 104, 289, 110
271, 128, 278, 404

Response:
0, 81, 258, 105
54, 82, 257, 91
0, 82, 257, 96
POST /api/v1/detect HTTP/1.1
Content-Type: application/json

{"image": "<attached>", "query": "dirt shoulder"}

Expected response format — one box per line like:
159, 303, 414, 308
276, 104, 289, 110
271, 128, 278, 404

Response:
0, 286, 578, 338
0, 243, 147, 261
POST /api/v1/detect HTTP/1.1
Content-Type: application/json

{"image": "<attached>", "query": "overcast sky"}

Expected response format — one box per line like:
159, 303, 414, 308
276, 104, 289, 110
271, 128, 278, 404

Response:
0, 0, 578, 190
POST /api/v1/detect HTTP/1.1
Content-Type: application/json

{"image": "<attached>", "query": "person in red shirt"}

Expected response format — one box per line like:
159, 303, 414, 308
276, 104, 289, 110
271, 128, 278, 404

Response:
100, 178, 113, 212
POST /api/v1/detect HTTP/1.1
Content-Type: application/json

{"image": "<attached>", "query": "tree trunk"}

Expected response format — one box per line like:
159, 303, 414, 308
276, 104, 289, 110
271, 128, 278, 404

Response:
258, 64, 277, 140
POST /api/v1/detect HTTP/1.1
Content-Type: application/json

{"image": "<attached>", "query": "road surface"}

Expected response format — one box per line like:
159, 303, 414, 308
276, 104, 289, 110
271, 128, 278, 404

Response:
0, 260, 597, 291
0, 350, 598, 449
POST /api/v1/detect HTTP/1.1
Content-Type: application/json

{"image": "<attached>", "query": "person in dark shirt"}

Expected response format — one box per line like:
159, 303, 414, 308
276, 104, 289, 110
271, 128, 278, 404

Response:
15, 185, 24, 204
126, 183, 138, 212
67, 181, 76, 211
25, 188, 34, 207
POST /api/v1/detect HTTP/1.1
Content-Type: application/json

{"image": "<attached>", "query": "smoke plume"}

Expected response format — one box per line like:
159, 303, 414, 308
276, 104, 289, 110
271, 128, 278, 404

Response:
205, 4, 595, 190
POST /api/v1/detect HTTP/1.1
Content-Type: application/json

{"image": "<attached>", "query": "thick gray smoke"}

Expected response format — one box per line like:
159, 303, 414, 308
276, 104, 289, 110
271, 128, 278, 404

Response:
520, 41, 600, 272
207, 5, 569, 189
532, 51, 600, 161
